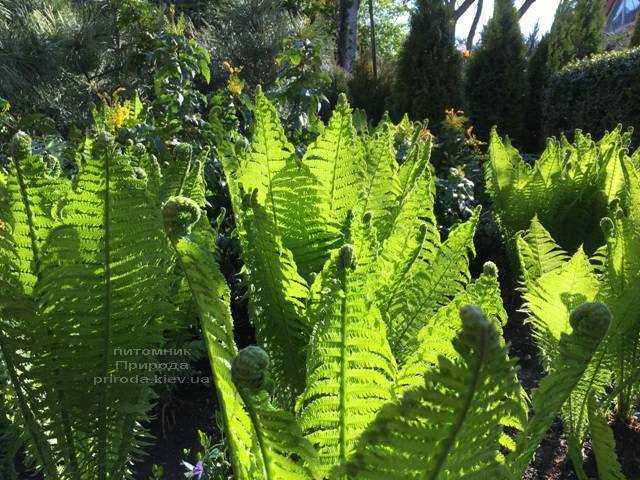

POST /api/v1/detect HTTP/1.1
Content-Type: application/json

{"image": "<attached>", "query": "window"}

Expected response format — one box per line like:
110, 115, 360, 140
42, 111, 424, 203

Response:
606, 0, 640, 33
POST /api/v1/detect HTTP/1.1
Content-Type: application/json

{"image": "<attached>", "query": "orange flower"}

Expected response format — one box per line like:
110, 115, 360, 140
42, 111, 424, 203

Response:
462, 50, 471, 59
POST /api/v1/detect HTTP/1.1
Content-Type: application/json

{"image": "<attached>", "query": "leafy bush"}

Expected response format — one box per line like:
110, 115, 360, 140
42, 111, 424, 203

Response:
162, 91, 611, 479
544, 47, 640, 146
524, 35, 551, 152
0, 128, 206, 478
393, 0, 461, 124
486, 127, 634, 256
348, 59, 393, 125
464, 0, 527, 143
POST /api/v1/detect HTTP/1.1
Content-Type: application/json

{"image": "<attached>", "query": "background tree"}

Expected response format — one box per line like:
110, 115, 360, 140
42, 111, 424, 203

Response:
464, 0, 527, 142
631, 11, 640, 48
394, 0, 461, 124
338, 0, 362, 71
523, 35, 550, 151
547, 0, 604, 72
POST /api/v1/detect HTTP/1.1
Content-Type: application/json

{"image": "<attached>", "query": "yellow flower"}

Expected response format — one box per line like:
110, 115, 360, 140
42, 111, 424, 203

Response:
106, 104, 131, 130
227, 76, 245, 96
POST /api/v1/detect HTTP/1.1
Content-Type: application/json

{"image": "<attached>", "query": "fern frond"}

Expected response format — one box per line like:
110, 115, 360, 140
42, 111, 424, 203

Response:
32, 133, 174, 479
509, 302, 611, 478
166, 214, 315, 480
587, 395, 627, 480
386, 207, 479, 359
298, 220, 396, 475
395, 262, 507, 395
522, 248, 599, 369
302, 93, 365, 228
241, 193, 310, 402
516, 216, 569, 286
337, 306, 525, 480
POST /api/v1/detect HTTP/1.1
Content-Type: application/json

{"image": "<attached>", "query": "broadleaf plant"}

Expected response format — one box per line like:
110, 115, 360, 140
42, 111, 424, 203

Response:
163, 92, 612, 479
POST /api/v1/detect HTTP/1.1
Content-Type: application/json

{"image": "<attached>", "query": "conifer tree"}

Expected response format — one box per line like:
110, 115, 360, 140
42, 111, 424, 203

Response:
524, 35, 551, 152
547, 0, 604, 72
464, 0, 526, 142
631, 12, 640, 48
394, 0, 461, 124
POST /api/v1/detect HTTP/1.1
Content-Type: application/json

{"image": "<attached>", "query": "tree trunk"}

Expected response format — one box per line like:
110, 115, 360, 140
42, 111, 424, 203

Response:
337, 0, 361, 72
466, 0, 483, 50
368, 0, 378, 78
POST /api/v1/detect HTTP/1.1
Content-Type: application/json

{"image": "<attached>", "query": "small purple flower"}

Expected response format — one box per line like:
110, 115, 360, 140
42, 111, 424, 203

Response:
193, 461, 204, 480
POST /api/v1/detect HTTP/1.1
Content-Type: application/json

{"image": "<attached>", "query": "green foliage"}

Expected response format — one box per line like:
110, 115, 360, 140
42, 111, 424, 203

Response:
486, 127, 633, 256
394, 0, 461, 124
0, 0, 163, 128
524, 35, 551, 152
0, 128, 206, 478
517, 165, 640, 475
631, 12, 640, 47
547, 0, 604, 73
159, 91, 612, 479
544, 47, 640, 146
464, 0, 526, 143
348, 59, 394, 125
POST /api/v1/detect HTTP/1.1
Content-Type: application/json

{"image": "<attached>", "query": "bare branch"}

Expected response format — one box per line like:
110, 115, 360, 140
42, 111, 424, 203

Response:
518, 0, 537, 18
453, 0, 477, 21
466, 0, 483, 50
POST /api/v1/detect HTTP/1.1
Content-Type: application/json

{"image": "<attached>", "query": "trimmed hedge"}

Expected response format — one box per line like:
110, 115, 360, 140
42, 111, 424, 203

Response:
544, 47, 640, 145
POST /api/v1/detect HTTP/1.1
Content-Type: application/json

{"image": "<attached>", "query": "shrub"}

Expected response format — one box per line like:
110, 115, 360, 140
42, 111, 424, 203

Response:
348, 59, 393, 125
544, 47, 640, 145
464, 0, 526, 143
524, 35, 551, 152
394, 0, 461, 124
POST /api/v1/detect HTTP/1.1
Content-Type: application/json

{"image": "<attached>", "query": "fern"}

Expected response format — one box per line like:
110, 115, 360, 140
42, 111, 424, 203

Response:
508, 302, 611, 478
0, 131, 200, 478
337, 306, 525, 480
487, 127, 631, 258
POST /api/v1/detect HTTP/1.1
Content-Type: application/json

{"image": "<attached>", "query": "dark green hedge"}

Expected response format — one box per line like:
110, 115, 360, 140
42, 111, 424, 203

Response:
544, 47, 640, 145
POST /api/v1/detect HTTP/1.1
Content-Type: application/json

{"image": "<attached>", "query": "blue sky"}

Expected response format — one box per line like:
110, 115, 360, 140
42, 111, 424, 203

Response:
456, 0, 562, 43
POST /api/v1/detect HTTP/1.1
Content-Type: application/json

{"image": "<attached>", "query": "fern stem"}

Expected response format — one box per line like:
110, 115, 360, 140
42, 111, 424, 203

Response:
426, 324, 488, 480
98, 146, 113, 480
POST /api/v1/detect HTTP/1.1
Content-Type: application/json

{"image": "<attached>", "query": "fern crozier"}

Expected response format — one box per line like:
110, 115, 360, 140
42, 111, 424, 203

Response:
162, 195, 201, 240
231, 345, 270, 393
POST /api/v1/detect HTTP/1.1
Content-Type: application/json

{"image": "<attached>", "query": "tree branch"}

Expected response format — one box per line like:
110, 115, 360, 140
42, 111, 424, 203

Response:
466, 0, 483, 50
453, 0, 477, 21
518, 0, 537, 18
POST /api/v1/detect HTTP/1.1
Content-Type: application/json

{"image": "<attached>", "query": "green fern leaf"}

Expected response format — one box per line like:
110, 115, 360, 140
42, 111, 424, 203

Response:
386, 208, 479, 359
241, 193, 310, 401
523, 248, 599, 369
302, 94, 365, 228
509, 302, 611, 478
298, 220, 396, 475
587, 395, 627, 480
516, 216, 569, 286
337, 305, 525, 480
166, 214, 315, 480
